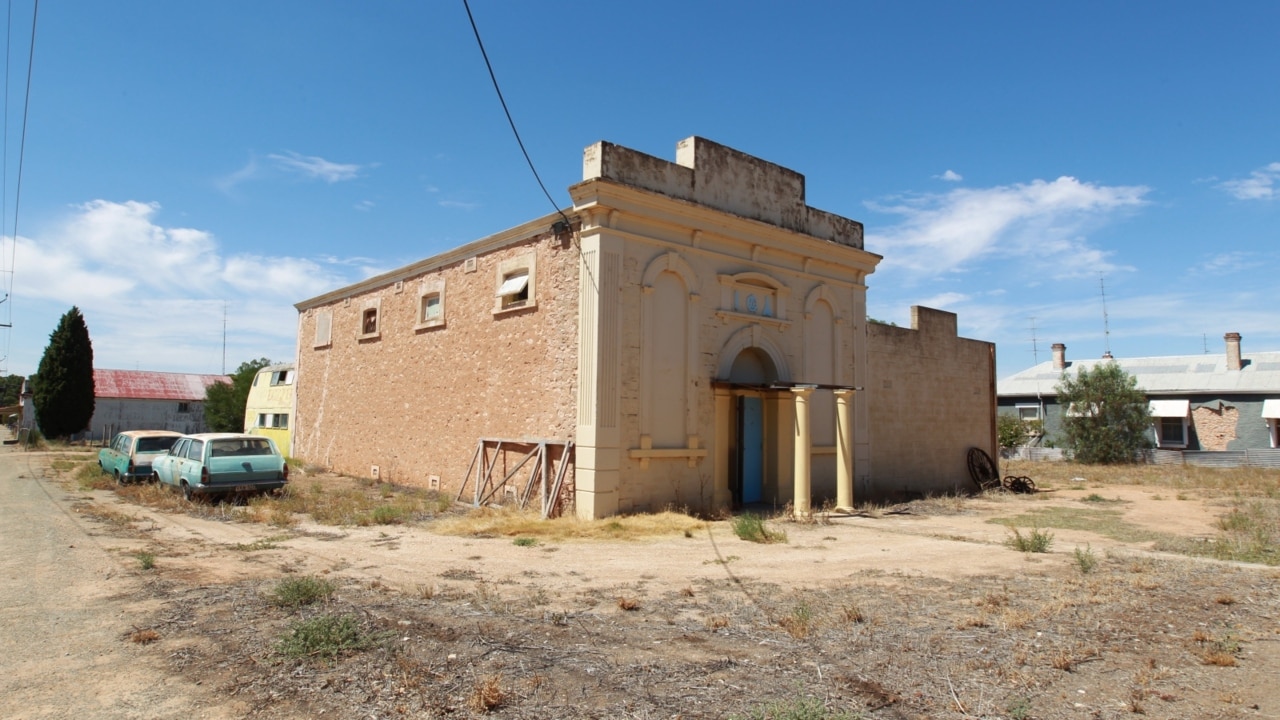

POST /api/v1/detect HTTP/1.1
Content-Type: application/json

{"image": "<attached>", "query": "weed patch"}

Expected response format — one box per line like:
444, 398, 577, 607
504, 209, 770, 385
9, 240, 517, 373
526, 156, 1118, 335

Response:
276, 614, 379, 660
135, 550, 156, 570
732, 696, 859, 720
1006, 526, 1054, 553
733, 513, 788, 544
1073, 545, 1099, 574
269, 576, 336, 608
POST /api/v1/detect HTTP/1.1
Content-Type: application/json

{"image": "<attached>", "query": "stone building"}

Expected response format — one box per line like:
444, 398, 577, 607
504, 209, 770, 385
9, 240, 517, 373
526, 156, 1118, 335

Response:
294, 137, 996, 518
998, 334, 1280, 452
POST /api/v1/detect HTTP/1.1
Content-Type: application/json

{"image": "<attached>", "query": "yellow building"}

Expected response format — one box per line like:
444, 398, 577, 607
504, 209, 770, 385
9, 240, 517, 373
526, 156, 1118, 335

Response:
244, 363, 295, 456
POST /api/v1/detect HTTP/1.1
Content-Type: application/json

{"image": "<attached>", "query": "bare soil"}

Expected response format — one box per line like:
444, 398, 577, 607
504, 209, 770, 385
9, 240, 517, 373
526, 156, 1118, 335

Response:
4, 448, 1279, 720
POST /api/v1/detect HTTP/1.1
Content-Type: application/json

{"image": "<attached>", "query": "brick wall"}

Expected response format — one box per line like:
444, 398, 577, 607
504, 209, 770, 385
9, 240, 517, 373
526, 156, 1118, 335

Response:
867, 307, 996, 499
294, 229, 579, 496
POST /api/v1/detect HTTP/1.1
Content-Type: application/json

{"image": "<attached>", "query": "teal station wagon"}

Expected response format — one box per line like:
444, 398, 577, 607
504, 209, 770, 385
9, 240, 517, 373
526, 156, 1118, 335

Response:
98, 430, 183, 485
152, 433, 289, 500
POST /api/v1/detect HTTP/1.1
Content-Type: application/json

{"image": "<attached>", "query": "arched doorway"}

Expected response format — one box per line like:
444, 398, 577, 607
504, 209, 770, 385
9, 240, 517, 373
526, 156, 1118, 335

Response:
729, 348, 778, 505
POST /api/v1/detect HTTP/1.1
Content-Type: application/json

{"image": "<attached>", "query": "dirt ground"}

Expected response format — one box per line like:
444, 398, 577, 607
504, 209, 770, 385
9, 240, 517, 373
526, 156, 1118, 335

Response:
3, 446, 1279, 720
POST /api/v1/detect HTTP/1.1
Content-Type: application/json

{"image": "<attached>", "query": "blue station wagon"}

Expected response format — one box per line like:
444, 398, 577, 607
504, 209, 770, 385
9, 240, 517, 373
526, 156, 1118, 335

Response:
98, 430, 182, 485
152, 432, 289, 501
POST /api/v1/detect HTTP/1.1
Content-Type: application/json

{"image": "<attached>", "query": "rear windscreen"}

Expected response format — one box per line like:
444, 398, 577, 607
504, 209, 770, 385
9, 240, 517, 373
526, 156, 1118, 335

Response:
210, 438, 274, 457
136, 436, 179, 453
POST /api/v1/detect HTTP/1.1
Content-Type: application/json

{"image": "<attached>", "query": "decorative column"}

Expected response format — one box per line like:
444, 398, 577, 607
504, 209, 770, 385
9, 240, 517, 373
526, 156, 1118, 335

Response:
713, 386, 733, 512
834, 389, 855, 512
791, 387, 815, 516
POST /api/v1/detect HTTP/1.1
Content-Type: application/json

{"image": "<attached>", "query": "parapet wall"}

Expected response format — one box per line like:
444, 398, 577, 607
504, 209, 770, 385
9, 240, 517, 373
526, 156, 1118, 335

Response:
580, 136, 864, 248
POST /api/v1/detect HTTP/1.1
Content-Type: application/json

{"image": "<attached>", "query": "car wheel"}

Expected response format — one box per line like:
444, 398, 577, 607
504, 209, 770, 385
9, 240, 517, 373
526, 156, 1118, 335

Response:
151, 472, 162, 486
181, 482, 193, 502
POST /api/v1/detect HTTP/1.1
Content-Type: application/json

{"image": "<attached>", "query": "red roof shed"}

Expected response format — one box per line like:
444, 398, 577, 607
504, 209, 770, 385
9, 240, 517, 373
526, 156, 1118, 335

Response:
93, 369, 231, 401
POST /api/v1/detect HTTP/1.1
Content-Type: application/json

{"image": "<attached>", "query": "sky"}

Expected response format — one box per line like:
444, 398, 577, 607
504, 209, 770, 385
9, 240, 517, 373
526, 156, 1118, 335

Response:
0, 1, 1276, 380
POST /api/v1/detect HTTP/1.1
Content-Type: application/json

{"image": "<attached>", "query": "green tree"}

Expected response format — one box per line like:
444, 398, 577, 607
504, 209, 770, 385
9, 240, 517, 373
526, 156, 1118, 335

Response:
204, 357, 272, 432
1056, 362, 1151, 464
0, 374, 25, 406
33, 307, 96, 439
998, 414, 1027, 449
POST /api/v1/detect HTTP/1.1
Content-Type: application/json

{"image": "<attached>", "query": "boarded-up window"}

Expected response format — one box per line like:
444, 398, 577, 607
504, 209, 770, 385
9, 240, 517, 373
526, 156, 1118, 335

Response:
314, 310, 332, 347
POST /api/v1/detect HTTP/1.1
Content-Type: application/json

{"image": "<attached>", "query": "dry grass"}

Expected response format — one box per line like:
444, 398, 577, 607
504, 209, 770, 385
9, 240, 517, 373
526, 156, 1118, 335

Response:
431, 505, 705, 541
1002, 460, 1280, 498
467, 674, 505, 712
128, 628, 160, 644
616, 596, 640, 611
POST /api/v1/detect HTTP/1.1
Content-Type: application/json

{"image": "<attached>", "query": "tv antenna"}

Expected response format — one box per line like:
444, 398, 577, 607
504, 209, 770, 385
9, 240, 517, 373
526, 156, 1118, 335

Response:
1029, 316, 1040, 364
1100, 276, 1112, 359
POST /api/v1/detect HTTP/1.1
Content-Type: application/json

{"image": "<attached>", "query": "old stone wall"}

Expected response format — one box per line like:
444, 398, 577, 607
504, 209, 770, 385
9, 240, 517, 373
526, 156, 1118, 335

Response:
1191, 404, 1239, 451
867, 307, 996, 499
294, 229, 579, 496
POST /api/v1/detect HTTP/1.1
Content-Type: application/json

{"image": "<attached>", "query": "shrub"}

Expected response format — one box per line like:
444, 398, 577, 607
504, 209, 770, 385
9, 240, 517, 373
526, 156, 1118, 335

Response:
732, 513, 788, 544
269, 576, 336, 608
1007, 526, 1054, 553
1072, 545, 1098, 573
276, 614, 373, 659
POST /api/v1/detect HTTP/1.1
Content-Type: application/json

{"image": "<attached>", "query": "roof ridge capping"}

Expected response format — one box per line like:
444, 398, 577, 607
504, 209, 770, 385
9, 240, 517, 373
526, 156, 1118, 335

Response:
579, 136, 864, 248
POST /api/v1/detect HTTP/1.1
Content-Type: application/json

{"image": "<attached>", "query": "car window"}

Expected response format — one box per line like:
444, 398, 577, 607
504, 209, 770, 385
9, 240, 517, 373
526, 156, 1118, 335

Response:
186, 440, 205, 461
136, 436, 178, 453
111, 435, 123, 452
210, 438, 274, 457
170, 439, 187, 457
121, 437, 133, 454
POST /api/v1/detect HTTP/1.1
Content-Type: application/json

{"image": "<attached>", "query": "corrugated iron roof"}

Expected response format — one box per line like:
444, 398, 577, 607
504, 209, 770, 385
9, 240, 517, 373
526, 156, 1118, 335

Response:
998, 351, 1280, 398
94, 369, 232, 401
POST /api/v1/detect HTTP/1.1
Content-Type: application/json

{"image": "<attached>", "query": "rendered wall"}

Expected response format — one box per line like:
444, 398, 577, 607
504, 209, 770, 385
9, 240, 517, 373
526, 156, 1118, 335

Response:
293, 226, 579, 493
867, 307, 996, 498
571, 137, 880, 516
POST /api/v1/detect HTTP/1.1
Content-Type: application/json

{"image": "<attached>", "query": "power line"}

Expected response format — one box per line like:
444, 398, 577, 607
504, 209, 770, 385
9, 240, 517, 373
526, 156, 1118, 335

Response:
461, 0, 569, 228
1, 0, 35, 354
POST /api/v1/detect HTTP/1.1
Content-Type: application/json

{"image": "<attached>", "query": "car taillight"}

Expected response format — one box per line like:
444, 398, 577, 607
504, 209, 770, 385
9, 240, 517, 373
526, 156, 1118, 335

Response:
127, 460, 134, 474
282, 463, 289, 481
201, 466, 210, 485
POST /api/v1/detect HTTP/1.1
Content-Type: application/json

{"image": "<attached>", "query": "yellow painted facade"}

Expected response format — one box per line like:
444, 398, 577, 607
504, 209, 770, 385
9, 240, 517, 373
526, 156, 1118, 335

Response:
244, 363, 295, 456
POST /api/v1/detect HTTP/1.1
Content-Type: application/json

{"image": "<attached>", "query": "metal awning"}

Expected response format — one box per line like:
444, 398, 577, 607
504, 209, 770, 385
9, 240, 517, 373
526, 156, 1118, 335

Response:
1262, 399, 1280, 419
496, 273, 528, 297
1149, 399, 1190, 418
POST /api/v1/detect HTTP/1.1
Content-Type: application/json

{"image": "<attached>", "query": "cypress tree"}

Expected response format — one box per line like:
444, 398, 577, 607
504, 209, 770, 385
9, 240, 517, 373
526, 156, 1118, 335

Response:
33, 306, 96, 439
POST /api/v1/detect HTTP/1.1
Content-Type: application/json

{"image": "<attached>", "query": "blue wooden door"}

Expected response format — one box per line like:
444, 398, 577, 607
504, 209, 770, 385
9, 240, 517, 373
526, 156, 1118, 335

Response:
739, 397, 763, 503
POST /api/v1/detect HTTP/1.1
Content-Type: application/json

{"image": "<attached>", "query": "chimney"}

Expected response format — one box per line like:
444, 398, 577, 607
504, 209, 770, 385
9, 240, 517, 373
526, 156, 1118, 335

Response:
1225, 332, 1243, 371
1052, 343, 1067, 370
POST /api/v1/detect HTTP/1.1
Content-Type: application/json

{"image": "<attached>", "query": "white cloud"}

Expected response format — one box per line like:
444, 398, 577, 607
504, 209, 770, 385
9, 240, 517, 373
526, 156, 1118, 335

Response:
269, 151, 365, 183
354, 200, 375, 212
438, 199, 480, 211
865, 176, 1149, 279
1219, 162, 1280, 200
4, 200, 364, 375
1198, 252, 1251, 275
216, 157, 259, 193
936, 170, 963, 182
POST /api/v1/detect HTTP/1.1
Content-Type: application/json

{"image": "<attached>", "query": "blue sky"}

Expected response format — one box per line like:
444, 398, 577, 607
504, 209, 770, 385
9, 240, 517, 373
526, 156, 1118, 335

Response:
1, 1, 1276, 380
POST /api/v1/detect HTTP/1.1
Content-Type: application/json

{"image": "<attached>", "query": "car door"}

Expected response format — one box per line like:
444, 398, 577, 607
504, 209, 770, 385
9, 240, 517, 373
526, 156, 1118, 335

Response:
157, 438, 187, 485
180, 439, 205, 486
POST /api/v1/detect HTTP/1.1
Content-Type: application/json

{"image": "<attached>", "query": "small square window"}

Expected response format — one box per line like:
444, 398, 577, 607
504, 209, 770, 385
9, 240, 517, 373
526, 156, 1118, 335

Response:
422, 293, 441, 321
177, 402, 191, 413
498, 271, 529, 308
415, 279, 446, 330
1016, 404, 1041, 422
362, 308, 378, 334
258, 413, 268, 427
492, 251, 537, 316
1158, 416, 1186, 447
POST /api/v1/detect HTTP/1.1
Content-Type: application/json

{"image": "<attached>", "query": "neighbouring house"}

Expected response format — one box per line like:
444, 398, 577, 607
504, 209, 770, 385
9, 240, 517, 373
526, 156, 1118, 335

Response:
293, 136, 996, 519
83, 369, 231, 442
244, 362, 295, 456
997, 334, 1280, 452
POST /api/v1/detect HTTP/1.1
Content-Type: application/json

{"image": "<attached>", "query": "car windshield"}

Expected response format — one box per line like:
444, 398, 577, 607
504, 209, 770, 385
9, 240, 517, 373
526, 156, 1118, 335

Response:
136, 437, 178, 453
210, 438, 274, 458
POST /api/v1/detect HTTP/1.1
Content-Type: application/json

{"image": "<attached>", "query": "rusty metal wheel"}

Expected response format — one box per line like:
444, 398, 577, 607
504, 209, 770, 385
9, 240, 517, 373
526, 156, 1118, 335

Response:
967, 447, 1000, 491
